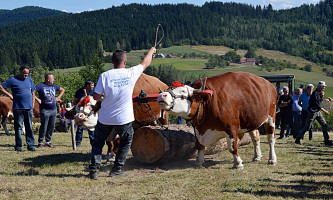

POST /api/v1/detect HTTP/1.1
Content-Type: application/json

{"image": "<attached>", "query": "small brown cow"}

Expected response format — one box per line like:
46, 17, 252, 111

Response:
0, 97, 41, 135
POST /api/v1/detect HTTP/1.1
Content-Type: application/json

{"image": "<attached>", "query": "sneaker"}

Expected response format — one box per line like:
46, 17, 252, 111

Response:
44, 142, 55, 148
109, 169, 128, 177
76, 143, 81, 147
15, 147, 24, 152
324, 140, 333, 146
89, 170, 98, 180
36, 143, 43, 148
28, 147, 36, 151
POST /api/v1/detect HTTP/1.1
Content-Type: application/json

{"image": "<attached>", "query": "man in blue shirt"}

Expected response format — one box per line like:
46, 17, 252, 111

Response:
73, 80, 95, 147
0, 65, 36, 151
298, 84, 314, 140
292, 88, 303, 138
35, 73, 65, 148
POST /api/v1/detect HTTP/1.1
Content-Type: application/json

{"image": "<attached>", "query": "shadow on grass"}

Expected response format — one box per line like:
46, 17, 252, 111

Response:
293, 144, 333, 156
19, 153, 91, 167
102, 156, 223, 172
222, 178, 333, 199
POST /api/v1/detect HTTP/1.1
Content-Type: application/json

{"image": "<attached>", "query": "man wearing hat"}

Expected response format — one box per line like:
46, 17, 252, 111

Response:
298, 84, 314, 140
295, 81, 333, 145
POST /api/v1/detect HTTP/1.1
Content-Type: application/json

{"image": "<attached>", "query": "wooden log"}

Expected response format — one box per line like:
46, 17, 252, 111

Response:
131, 125, 196, 164
205, 132, 252, 155
131, 124, 253, 163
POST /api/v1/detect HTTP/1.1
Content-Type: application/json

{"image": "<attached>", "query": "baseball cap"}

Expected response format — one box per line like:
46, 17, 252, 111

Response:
317, 81, 326, 87
306, 84, 314, 88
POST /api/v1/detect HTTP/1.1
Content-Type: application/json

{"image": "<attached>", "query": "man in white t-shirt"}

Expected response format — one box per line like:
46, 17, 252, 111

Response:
89, 47, 156, 179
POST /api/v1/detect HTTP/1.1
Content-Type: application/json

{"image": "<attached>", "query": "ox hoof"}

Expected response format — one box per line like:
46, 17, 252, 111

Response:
268, 160, 277, 166
195, 161, 204, 167
252, 157, 262, 162
232, 165, 244, 170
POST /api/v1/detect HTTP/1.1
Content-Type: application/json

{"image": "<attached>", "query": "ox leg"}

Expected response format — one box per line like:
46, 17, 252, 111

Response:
249, 130, 262, 161
265, 122, 277, 165
226, 133, 244, 170
105, 141, 115, 163
195, 137, 205, 166
2, 117, 10, 136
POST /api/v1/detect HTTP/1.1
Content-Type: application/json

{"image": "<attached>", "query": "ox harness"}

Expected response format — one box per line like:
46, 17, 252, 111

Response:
132, 90, 163, 126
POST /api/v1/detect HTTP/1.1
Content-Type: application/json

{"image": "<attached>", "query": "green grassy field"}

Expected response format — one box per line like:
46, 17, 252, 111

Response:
0, 127, 332, 199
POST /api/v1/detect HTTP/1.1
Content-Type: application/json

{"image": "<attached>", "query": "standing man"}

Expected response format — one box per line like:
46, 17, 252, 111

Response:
278, 86, 295, 139
35, 73, 65, 148
89, 47, 156, 179
73, 80, 95, 147
295, 81, 333, 145
275, 82, 283, 129
298, 84, 314, 140
292, 88, 303, 138
0, 65, 36, 151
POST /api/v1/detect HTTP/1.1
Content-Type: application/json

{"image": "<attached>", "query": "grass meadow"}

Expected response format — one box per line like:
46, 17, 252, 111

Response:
0, 126, 332, 199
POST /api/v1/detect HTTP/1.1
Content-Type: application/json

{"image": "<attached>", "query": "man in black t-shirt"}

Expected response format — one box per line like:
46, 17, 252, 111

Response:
277, 86, 294, 139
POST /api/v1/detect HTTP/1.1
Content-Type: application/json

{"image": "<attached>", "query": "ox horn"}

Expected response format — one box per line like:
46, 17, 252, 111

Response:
193, 77, 207, 93
158, 86, 164, 93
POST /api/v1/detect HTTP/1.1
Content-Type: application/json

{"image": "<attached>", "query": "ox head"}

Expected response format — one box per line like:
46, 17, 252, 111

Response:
66, 96, 99, 131
157, 78, 211, 119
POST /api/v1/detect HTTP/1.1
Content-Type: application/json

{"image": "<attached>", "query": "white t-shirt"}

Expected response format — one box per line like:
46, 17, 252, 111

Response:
95, 64, 144, 125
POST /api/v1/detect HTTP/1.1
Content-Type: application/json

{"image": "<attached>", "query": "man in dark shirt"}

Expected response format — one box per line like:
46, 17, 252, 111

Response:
35, 73, 65, 148
73, 79, 95, 147
295, 81, 333, 145
278, 86, 295, 139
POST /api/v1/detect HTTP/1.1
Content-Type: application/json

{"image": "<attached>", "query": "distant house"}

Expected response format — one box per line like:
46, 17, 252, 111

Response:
166, 53, 175, 58
154, 53, 165, 59
239, 57, 256, 65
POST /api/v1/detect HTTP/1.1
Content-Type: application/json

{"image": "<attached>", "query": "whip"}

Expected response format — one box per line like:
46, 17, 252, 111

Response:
154, 24, 164, 48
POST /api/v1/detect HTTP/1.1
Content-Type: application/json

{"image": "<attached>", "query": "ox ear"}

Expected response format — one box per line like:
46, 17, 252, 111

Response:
190, 92, 211, 103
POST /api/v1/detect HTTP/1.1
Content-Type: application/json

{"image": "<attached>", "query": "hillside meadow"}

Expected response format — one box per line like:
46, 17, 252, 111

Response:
56, 45, 333, 96
0, 127, 332, 199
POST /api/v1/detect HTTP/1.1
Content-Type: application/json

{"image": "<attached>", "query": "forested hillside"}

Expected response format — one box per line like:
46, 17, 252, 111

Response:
0, 6, 67, 26
0, 1, 332, 73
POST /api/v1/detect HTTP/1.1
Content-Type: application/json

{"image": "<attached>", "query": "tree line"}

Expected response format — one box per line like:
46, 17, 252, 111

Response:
0, 1, 332, 73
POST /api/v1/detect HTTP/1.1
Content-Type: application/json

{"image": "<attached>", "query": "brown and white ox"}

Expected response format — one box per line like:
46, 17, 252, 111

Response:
0, 96, 41, 135
65, 73, 169, 158
157, 72, 277, 169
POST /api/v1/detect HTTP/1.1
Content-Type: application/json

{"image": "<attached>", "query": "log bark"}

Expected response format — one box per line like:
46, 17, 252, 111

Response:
131, 124, 252, 164
131, 125, 196, 164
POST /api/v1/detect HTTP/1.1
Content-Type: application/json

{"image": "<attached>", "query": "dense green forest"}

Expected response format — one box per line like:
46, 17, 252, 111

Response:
0, 6, 67, 26
0, 1, 332, 73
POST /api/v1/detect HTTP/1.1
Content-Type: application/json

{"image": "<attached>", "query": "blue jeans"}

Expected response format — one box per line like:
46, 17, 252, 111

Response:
38, 109, 57, 144
90, 122, 133, 171
75, 125, 94, 146
13, 109, 35, 149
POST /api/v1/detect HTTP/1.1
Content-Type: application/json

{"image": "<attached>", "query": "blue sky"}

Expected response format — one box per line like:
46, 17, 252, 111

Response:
1, 0, 322, 13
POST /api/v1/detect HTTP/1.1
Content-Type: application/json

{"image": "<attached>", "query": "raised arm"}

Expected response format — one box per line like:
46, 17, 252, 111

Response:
140, 47, 156, 71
